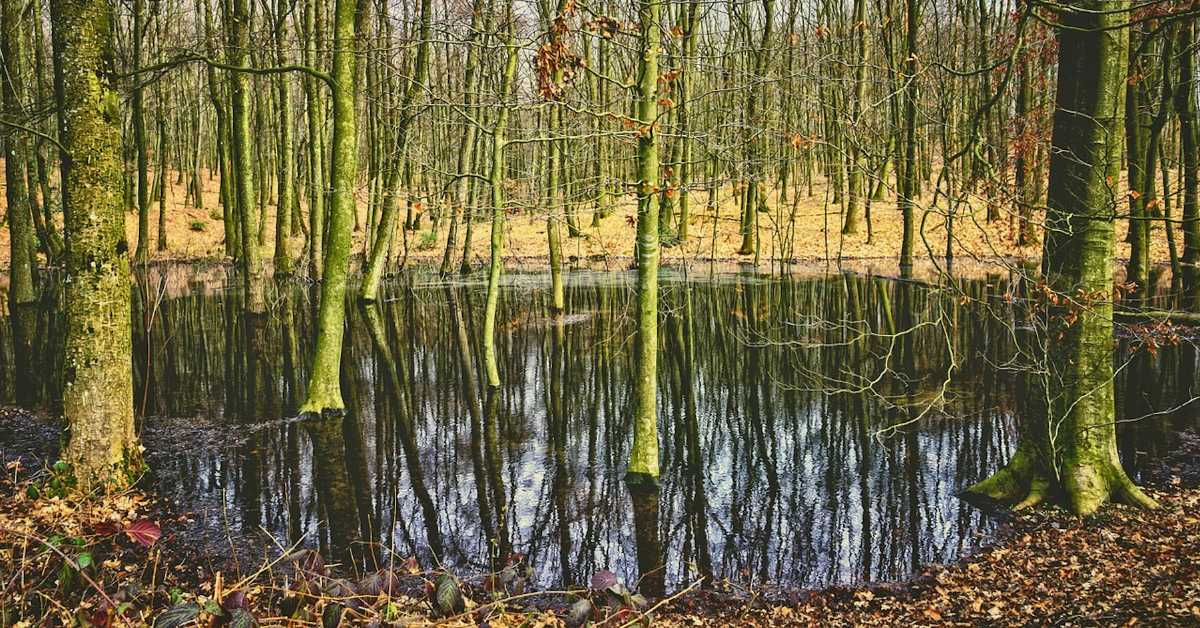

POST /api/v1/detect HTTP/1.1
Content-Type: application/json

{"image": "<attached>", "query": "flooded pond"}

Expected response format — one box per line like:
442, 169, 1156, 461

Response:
0, 266, 1194, 592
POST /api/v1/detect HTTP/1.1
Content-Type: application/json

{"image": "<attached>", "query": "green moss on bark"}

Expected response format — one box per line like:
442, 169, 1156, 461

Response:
967, 0, 1155, 516
51, 0, 143, 491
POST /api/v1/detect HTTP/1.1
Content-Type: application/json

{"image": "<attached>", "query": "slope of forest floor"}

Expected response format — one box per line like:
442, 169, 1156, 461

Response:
0, 161, 1180, 273
1, 407, 1198, 626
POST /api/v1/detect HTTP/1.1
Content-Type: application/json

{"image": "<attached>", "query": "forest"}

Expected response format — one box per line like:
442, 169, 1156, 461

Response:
0, 0, 1199, 624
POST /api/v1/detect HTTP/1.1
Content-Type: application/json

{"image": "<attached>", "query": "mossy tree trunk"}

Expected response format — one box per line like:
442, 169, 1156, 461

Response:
50, 0, 143, 490
438, 0, 486, 277
302, 0, 326, 279
736, 0, 774, 258
2, 0, 36, 305
675, 0, 700, 242
627, 0, 661, 485
226, 0, 266, 311
300, 0, 357, 414
966, 0, 1156, 516
483, 20, 517, 390
897, 0, 918, 271
272, 0, 295, 277
1124, 28, 1151, 295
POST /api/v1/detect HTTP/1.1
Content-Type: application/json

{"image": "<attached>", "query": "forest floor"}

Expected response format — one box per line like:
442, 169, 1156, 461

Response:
0, 160, 1181, 274
1, 407, 1198, 626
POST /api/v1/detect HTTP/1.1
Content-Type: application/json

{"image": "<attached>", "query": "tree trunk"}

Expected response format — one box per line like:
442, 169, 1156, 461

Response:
842, 0, 868, 235
132, 0, 150, 264
227, 0, 266, 311
628, 0, 661, 485
897, 0, 918, 270
360, 0, 432, 301
300, 0, 357, 414
51, 0, 142, 490
303, 0, 327, 279
272, 0, 295, 276
2, 0, 36, 305
966, 0, 1156, 515
483, 19, 517, 390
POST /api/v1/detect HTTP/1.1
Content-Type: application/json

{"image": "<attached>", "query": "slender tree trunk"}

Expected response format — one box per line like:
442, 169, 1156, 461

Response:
737, 1, 774, 257
1176, 18, 1199, 267
843, 0, 868, 235
360, 0, 432, 301
628, 0, 662, 485
156, 113, 168, 251
227, 0, 266, 311
483, 18, 517, 390
273, 0, 295, 276
897, 0, 918, 271
303, 0, 327, 279
439, 0, 488, 276
300, 0, 358, 413
676, 0, 701, 242
2, 0, 36, 304
132, 0, 150, 264
1124, 29, 1150, 293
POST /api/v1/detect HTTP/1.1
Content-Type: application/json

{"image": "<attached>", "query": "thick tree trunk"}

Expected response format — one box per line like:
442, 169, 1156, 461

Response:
966, 0, 1156, 515
51, 0, 142, 490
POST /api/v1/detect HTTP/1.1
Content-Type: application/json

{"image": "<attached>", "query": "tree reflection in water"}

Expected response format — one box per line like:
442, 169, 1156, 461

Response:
1, 267, 1194, 591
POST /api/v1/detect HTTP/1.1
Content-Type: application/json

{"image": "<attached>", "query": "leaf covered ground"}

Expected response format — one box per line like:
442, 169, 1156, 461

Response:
1, 414, 1198, 626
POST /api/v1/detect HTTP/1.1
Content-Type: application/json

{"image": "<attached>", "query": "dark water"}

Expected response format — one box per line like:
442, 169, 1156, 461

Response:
0, 266, 1194, 592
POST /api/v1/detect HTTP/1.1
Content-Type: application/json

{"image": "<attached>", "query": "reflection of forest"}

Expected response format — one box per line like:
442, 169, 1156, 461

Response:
0, 269, 1191, 591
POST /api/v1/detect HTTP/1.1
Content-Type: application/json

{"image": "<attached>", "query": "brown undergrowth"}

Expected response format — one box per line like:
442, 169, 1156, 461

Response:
1, 414, 1198, 626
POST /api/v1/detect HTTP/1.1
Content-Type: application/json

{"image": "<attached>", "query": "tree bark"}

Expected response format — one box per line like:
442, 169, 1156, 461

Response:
51, 0, 142, 490
628, 0, 662, 485
966, 0, 1156, 515
300, 0, 358, 414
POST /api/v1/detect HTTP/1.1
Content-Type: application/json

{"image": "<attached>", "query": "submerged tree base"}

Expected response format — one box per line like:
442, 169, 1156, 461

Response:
624, 471, 659, 490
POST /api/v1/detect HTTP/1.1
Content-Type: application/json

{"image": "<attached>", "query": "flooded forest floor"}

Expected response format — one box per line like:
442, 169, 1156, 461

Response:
2, 407, 1198, 626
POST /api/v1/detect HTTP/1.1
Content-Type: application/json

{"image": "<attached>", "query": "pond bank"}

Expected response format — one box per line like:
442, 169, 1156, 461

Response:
2, 406, 1197, 626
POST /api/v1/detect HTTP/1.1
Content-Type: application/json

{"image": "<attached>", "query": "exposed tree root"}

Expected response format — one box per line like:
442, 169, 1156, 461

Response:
966, 451, 1159, 516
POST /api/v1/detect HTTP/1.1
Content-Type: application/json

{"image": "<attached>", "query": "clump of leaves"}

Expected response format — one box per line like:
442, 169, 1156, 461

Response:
25, 459, 77, 499
566, 569, 653, 627
189, 220, 206, 232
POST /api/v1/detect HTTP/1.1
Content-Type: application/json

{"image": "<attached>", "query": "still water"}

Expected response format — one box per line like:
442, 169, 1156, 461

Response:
0, 266, 1192, 592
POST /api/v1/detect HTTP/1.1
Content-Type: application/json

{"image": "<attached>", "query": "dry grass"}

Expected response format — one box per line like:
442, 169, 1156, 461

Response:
0, 158, 1178, 272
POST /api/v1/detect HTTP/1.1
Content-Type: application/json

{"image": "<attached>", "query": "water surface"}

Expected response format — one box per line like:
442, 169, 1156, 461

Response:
0, 266, 1192, 592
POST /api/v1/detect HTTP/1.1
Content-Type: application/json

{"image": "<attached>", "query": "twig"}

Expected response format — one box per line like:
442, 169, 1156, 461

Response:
617, 578, 704, 628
